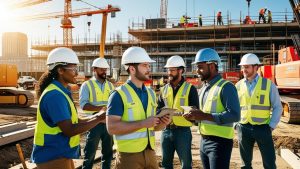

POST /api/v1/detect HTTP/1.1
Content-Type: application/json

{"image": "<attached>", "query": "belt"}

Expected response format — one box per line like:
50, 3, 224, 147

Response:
165, 124, 189, 130
201, 134, 232, 141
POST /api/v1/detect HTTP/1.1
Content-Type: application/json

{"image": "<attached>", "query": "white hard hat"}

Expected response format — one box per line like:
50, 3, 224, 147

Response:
121, 46, 155, 69
47, 47, 79, 70
164, 55, 186, 68
92, 58, 110, 68
239, 53, 261, 65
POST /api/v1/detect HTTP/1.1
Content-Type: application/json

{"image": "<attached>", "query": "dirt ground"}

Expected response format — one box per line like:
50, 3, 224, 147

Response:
1, 93, 300, 168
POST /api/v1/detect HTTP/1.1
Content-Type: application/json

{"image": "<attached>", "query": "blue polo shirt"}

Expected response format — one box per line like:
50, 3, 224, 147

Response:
107, 80, 148, 116
31, 80, 80, 164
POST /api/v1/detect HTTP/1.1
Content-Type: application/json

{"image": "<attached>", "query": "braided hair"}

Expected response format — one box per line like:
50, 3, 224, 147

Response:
35, 65, 63, 98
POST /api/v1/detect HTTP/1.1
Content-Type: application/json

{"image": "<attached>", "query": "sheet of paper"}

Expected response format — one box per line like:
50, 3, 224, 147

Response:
180, 106, 193, 113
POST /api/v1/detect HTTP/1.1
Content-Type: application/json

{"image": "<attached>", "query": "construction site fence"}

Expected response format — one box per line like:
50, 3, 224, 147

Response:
129, 11, 295, 29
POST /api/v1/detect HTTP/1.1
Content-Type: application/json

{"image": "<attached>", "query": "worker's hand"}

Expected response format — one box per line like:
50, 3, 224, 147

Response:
142, 116, 160, 128
159, 114, 171, 125
99, 106, 107, 113
183, 108, 205, 121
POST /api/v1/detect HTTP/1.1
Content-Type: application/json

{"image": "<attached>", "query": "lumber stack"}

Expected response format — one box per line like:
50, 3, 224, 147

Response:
0, 122, 36, 147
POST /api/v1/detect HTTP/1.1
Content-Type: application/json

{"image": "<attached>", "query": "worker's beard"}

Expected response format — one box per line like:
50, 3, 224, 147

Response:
169, 73, 180, 83
198, 69, 211, 81
96, 72, 106, 80
135, 70, 150, 81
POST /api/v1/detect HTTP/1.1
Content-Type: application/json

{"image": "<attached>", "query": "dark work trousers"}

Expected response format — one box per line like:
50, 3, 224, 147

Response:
237, 123, 276, 169
82, 123, 113, 169
161, 127, 192, 169
200, 135, 233, 169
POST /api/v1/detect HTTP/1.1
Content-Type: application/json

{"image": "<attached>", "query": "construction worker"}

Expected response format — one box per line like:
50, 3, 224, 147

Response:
267, 10, 272, 23
198, 14, 203, 27
80, 58, 114, 169
217, 11, 223, 25
259, 7, 267, 23
106, 46, 171, 169
183, 48, 240, 169
235, 53, 283, 169
180, 15, 185, 27
31, 47, 106, 169
158, 55, 199, 169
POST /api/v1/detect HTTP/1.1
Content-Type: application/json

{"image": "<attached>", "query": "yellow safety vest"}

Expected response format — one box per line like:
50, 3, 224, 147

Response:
180, 16, 185, 24
199, 79, 234, 139
114, 84, 157, 153
161, 82, 193, 126
84, 80, 114, 114
236, 76, 271, 125
34, 84, 80, 148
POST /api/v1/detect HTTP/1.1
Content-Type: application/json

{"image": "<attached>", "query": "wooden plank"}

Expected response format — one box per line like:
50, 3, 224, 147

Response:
0, 122, 27, 135
280, 148, 300, 169
0, 127, 34, 146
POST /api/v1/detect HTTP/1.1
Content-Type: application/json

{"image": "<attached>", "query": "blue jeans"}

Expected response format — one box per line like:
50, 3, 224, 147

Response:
161, 127, 192, 169
200, 135, 233, 169
237, 123, 276, 169
82, 123, 113, 169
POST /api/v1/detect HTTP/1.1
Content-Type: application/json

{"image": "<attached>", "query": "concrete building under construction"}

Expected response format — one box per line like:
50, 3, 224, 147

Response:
30, 12, 300, 83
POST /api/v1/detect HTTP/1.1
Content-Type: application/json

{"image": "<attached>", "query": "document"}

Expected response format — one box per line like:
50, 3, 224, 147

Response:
180, 106, 193, 113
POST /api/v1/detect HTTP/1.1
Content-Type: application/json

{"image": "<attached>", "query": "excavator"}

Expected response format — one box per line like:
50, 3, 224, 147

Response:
0, 64, 34, 107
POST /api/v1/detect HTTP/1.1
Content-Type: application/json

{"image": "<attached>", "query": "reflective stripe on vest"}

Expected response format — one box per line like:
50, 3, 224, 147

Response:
34, 84, 80, 148
84, 80, 114, 114
236, 76, 271, 125
114, 84, 157, 153
161, 82, 193, 126
199, 79, 234, 139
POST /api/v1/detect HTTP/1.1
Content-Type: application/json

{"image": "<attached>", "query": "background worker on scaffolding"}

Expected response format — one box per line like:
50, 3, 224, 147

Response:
31, 47, 106, 169
158, 55, 199, 169
217, 11, 224, 25
80, 58, 114, 169
198, 14, 203, 27
180, 15, 185, 27
258, 7, 267, 23
106, 47, 171, 169
267, 10, 272, 23
183, 48, 240, 169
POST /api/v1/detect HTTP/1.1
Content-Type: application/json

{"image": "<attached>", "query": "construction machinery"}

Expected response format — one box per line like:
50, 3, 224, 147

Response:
0, 64, 34, 107
257, 0, 300, 123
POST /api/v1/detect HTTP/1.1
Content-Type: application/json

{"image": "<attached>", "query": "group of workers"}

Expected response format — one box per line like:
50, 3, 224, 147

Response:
182, 7, 273, 27
259, 7, 273, 24
30, 45, 282, 169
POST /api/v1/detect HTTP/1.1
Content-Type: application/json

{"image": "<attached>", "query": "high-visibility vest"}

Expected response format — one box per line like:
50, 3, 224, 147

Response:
114, 84, 157, 153
34, 84, 80, 148
236, 76, 271, 125
180, 16, 185, 24
199, 79, 234, 139
161, 82, 193, 126
84, 80, 114, 114
259, 8, 265, 15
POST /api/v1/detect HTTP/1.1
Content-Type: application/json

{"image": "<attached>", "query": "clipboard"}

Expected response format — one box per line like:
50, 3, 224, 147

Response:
155, 108, 178, 118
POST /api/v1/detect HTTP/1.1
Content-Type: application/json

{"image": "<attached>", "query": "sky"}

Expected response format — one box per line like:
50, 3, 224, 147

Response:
0, 0, 294, 55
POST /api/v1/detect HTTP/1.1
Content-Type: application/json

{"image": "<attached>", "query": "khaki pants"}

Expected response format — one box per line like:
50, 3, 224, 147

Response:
114, 149, 158, 169
36, 158, 75, 169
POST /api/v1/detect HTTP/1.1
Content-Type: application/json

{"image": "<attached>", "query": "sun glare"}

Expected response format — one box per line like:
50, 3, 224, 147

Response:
0, 2, 21, 33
